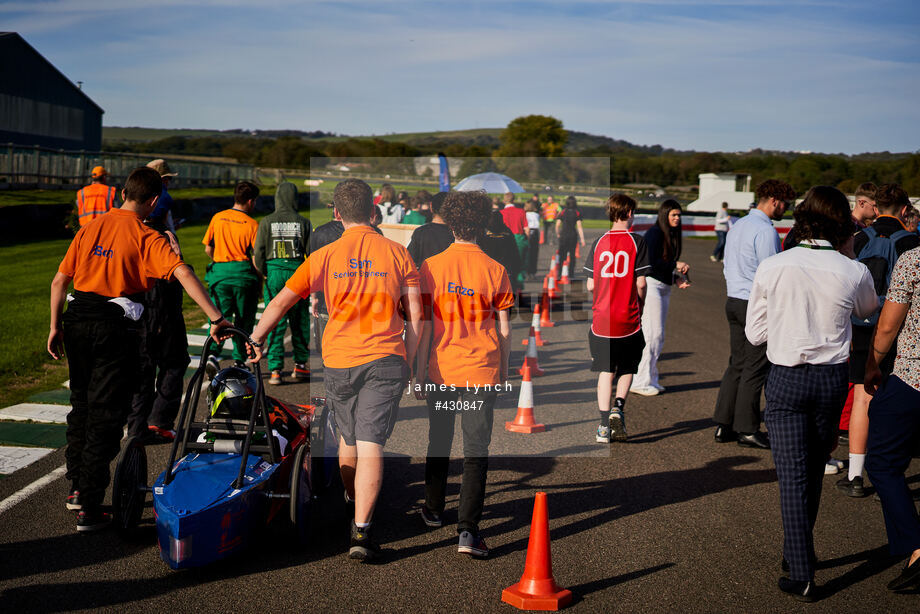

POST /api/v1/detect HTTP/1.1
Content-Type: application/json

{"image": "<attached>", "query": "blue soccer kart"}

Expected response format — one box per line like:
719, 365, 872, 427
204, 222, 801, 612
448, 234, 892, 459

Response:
111, 328, 339, 569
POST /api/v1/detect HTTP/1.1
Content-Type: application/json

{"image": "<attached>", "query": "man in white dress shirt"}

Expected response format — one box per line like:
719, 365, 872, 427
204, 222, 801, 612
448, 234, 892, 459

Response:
745, 185, 877, 601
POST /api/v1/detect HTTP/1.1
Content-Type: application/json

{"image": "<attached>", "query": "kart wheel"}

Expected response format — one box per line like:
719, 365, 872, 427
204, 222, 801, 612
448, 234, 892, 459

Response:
112, 435, 147, 532
289, 443, 311, 544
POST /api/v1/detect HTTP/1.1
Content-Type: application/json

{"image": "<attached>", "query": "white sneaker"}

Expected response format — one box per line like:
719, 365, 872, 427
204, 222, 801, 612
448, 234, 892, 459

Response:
630, 386, 660, 397
710, 255, 718, 262
825, 458, 845, 475
596, 424, 610, 443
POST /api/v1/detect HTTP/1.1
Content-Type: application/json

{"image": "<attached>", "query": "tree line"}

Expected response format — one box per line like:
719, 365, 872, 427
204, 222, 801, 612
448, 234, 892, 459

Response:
104, 115, 920, 194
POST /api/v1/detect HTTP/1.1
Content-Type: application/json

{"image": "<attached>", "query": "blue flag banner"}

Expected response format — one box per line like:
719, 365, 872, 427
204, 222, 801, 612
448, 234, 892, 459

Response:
438, 153, 451, 192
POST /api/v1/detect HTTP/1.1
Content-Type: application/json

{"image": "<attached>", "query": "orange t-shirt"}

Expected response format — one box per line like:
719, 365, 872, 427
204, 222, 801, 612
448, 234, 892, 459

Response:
201, 208, 258, 262
420, 242, 514, 386
76, 184, 117, 224
285, 225, 420, 369
58, 208, 184, 297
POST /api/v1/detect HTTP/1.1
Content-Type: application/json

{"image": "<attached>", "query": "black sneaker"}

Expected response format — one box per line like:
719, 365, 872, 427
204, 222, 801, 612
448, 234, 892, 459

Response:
836, 475, 867, 498
349, 521, 380, 561
76, 508, 112, 532
609, 410, 628, 442
205, 356, 220, 380
420, 506, 443, 528
778, 577, 818, 602
66, 489, 82, 511
887, 556, 920, 591
457, 531, 489, 557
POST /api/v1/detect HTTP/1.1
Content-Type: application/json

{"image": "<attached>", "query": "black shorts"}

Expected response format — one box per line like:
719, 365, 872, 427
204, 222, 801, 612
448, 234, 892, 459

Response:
849, 325, 895, 384
589, 330, 645, 376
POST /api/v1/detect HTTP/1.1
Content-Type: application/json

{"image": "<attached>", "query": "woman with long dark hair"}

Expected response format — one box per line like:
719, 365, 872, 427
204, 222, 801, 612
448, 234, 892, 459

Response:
555, 196, 586, 279
631, 199, 691, 395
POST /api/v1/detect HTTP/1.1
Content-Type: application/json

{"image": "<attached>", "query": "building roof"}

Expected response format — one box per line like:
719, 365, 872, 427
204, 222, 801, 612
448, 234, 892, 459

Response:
0, 32, 104, 114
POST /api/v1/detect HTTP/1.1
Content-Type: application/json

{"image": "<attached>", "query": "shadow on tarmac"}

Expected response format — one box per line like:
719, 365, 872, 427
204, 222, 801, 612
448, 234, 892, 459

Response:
566, 562, 676, 604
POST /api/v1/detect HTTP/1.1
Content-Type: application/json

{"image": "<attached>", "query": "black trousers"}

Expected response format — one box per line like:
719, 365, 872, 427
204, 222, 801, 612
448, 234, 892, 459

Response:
127, 313, 189, 437
425, 386, 497, 534
63, 317, 140, 508
713, 297, 770, 433
527, 229, 541, 276
558, 237, 578, 277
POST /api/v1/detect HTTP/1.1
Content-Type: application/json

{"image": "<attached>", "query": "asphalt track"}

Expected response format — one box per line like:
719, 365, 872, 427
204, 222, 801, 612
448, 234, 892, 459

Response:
2, 232, 918, 613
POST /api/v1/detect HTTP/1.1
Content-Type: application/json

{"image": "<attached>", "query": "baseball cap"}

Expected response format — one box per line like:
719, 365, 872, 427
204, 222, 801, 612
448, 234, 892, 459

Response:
146, 159, 178, 177
91, 165, 107, 178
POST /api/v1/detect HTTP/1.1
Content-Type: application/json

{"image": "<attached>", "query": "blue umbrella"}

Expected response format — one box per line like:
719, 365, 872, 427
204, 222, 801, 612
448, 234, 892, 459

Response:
454, 172, 525, 194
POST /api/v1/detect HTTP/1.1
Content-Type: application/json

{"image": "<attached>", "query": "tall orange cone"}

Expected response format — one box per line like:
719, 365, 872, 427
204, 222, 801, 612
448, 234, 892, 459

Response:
548, 252, 559, 279
519, 326, 546, 377
575, 242, 581, 259
505, 362, 544, 433
532, 305, 546, 346
502, 492, 572, 610
546, 274, 558, 300
540, 290, 555, 328
523, 305, 546, 346
539, 228, 545, 245
559, 257, 571, 286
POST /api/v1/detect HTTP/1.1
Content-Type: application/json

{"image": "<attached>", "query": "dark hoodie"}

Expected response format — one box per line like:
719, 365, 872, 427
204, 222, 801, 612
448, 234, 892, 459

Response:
254, 182, 312, 275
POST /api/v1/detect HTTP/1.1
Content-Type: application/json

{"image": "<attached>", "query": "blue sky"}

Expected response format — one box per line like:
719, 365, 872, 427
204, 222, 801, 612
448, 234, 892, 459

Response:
5, 0, 919, 153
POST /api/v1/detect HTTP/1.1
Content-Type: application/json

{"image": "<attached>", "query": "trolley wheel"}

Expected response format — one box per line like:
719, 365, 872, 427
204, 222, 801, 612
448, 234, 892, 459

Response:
289, 443, 311, 544
112, 435, 147, 531
309, 400, 341, 494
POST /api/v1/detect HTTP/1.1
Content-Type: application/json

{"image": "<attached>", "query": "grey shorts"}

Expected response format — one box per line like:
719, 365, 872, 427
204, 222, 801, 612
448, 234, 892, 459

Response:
324, 355, 410, 446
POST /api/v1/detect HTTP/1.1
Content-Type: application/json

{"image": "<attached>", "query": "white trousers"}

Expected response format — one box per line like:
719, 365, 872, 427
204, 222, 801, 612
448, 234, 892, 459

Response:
631, 277, 671, 390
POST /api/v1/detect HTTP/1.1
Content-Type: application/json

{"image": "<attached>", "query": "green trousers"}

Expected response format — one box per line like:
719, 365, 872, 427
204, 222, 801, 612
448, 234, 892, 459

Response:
514, 233, 529, 285
206, 261, 261, 362
264, 262, 310, 372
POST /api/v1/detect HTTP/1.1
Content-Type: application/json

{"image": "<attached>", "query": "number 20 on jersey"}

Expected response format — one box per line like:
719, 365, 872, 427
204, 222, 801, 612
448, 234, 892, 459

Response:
598, 250, 629, 278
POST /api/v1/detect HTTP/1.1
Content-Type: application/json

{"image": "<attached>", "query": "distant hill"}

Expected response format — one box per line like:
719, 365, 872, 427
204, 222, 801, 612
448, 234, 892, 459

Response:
103, 126, 667, 154
103, 126, 336, 143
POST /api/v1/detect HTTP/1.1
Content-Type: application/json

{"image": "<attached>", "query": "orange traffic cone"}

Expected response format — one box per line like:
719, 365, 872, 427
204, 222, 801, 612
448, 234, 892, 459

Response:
505, 362, 544, 433
575, 243, 581, 259
546, 274, 558, 300
523, 305, 545, 346
559, 258, 570, 285
540, 290, 555, 328
533, 305, 546, 346
548, 252, 558, 279
502, 492, 572, 610
519, 327, 546, 377
539, 228, 545, 245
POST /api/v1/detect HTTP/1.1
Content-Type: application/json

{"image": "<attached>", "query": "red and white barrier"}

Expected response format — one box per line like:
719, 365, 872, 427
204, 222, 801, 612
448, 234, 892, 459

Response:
631, 214, 794, 238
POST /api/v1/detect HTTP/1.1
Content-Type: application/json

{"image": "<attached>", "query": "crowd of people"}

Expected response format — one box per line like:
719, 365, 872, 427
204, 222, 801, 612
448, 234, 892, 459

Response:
48, 166, 920, 596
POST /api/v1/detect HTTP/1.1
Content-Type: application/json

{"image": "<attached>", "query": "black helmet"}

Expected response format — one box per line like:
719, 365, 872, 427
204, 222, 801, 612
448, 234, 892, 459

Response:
207, 367, 258, 421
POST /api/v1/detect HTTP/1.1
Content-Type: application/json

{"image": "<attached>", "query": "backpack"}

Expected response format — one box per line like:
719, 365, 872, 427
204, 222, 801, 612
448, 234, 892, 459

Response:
851, 225, 912, 327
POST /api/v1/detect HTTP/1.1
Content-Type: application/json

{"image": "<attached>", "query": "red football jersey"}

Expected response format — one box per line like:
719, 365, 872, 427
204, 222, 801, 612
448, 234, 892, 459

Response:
584, 230, 650, 338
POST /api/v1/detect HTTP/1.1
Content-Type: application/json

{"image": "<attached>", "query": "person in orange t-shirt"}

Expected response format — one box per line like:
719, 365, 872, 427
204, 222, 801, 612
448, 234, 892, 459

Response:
202, 181, 262, 369
48, 166, 228, 532
250, 179, 422, 561
414, 190, 513, 558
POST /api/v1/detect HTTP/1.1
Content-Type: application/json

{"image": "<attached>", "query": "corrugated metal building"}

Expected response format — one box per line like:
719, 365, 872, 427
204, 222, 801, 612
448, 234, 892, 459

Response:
0, 32, 103, 150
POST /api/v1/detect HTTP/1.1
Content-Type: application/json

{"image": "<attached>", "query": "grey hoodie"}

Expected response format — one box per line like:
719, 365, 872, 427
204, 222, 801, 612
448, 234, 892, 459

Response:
254, 182, 312, 275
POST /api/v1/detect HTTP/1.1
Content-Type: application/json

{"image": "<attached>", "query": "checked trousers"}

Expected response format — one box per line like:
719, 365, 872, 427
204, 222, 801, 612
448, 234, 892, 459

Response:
764, 362, 848, 582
